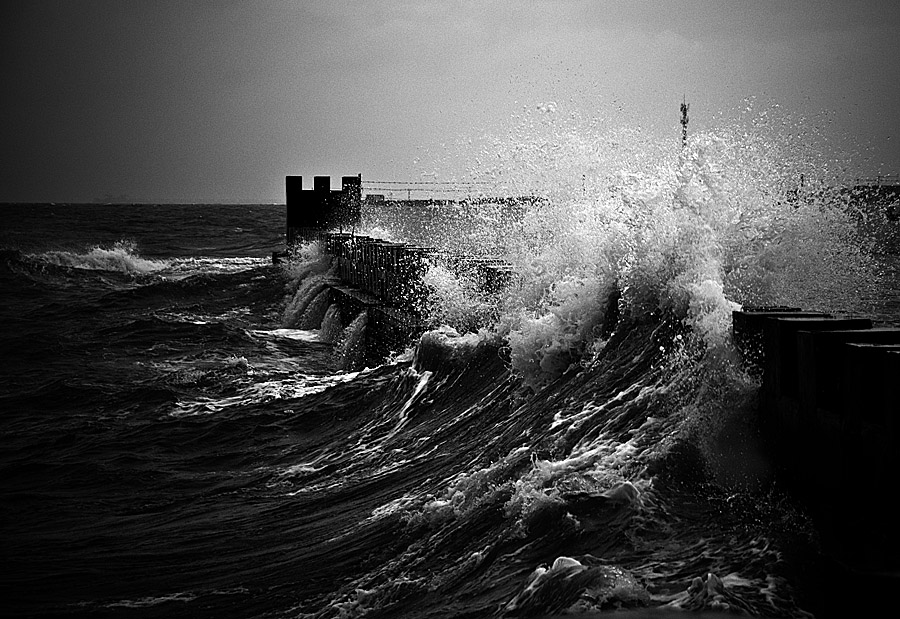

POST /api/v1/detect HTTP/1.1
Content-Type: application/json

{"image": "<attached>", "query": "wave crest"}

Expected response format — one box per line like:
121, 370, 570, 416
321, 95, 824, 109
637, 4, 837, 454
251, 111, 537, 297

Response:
35, 240, 167, 274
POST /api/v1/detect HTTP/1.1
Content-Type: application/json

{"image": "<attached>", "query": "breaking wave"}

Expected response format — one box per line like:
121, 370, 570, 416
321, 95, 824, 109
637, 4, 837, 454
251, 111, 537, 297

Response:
353, 103, 882, 391
35, 240, 169, 274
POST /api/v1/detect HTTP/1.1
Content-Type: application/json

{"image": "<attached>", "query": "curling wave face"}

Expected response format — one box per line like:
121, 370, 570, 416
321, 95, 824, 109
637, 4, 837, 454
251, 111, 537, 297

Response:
272, 314, 814, 617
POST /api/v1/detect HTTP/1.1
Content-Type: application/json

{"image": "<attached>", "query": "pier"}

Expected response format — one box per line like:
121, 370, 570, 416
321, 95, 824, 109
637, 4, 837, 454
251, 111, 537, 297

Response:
279, 175, 515, 364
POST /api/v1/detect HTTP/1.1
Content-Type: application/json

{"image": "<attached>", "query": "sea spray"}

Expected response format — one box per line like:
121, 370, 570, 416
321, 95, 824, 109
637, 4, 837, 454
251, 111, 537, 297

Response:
281, 241, 332, 291
282, 278, 329, 328
390, 104, 879, 390
420, 264, 496, 334
281, 241, 335, 328
299, 288, 332, 330
337, 310, 368, 370
319, 303, 344, 343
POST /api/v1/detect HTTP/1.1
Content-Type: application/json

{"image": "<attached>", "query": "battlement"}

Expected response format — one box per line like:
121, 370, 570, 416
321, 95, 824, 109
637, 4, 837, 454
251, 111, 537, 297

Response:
285, 175, 361, 246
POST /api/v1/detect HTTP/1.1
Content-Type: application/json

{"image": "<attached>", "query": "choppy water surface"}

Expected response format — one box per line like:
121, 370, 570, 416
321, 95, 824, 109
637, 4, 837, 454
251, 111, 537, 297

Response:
2, 116, 898, 619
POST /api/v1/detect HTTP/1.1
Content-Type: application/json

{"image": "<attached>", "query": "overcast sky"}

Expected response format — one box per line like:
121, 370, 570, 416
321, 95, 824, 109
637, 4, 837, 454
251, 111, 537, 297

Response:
2, 0, 899, 203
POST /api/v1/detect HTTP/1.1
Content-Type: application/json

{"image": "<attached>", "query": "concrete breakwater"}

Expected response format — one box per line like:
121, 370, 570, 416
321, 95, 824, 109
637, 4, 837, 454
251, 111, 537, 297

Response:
277, 174, 517, 364
732, 307, 899, 572
279, 229, 515, 365
272, 175, 512, 365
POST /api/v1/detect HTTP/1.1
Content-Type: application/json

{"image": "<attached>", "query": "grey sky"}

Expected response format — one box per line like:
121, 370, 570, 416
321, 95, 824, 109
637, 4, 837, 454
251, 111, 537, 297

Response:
2, 0, 898, 203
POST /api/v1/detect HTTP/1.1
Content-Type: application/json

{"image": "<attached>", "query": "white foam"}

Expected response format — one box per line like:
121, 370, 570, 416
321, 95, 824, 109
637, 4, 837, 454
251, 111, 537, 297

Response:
169, 372, 360, 417
37, 240, 168, 274
249, 328, 321, 343
106, 591, 197, 608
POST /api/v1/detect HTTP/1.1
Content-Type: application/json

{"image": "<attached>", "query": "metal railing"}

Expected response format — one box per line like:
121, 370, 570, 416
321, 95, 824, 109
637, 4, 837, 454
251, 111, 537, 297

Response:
855, 174, 900, 186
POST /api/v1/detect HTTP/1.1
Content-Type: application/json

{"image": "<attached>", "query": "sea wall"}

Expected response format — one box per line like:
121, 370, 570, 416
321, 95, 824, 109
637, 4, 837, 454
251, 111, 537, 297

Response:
732, 307, 900, 569
280, 230, 514, 365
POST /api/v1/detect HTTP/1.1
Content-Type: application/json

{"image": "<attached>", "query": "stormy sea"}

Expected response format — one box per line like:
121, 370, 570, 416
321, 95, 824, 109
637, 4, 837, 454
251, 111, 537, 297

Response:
2, 122, 899, 619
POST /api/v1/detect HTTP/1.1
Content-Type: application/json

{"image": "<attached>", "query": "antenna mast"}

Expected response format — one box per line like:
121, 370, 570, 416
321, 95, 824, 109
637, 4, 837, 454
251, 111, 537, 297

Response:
680, 96, 690, 148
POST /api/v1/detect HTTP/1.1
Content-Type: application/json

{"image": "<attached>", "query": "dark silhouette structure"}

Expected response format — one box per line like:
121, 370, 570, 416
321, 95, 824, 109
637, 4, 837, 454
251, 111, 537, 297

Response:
285, 175, 361, 246
732, 308, 899, 568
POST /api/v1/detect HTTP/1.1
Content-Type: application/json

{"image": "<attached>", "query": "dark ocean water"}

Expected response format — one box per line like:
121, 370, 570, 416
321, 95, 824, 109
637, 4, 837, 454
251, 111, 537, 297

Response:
0, 197, 897, 619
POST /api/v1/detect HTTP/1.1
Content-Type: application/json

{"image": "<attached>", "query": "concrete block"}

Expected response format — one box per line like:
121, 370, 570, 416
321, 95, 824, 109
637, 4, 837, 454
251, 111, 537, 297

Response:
842, 343, 900, 433
798, 328, 900, 417
757, 317, 870, 482
835, 343, 900, 567
732, 309, 829, 372
798, 407, 845, 497
763, 317, 872, 400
